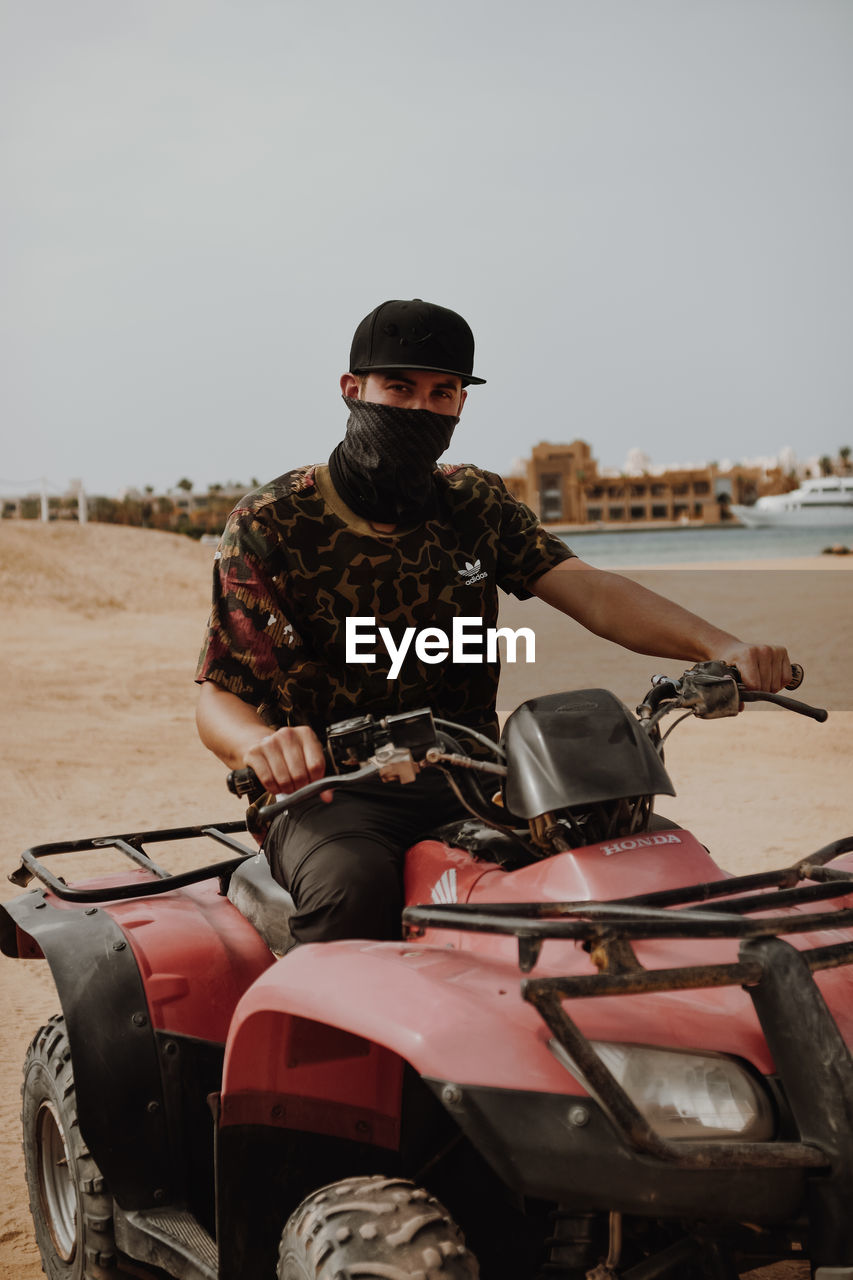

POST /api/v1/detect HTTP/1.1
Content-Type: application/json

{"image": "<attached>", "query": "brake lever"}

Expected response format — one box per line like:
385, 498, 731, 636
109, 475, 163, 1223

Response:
250, 744, 427, 824
726, 660, 827, 721
255, 761, 382, 822
738, 690, 828, 722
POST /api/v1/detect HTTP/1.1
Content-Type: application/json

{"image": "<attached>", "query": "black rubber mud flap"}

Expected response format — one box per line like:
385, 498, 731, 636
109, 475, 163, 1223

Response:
4, 890, 173, 1208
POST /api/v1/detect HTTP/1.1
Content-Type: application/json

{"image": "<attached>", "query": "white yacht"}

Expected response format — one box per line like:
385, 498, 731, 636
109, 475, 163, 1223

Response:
732, 477, 853, 528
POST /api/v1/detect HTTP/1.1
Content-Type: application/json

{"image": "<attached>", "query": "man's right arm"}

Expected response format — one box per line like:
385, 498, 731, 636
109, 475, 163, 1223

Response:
196, 681, 328, 797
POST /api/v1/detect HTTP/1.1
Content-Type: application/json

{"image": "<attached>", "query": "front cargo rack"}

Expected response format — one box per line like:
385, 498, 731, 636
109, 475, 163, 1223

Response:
7, 820, 256, 902
405, 835, 853, 1175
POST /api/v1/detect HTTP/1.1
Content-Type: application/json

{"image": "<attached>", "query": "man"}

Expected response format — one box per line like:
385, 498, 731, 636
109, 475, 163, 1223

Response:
196, 298, 791, 945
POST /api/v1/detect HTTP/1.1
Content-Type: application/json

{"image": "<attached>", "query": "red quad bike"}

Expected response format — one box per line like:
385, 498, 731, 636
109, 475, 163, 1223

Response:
5, 662, 853, 1280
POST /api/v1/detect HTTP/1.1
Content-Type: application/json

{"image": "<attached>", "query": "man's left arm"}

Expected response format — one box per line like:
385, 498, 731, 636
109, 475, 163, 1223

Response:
531, 559, 792, 692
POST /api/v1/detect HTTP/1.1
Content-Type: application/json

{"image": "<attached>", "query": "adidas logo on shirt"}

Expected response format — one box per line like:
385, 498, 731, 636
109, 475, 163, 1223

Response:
458, 557, 487, 585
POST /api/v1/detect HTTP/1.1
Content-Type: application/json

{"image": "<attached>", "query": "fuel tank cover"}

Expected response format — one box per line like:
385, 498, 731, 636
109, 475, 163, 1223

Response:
501, 689, 675, 819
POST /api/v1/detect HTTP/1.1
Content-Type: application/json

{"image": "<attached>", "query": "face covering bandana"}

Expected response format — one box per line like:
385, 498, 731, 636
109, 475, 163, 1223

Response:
328, 396, 459, 524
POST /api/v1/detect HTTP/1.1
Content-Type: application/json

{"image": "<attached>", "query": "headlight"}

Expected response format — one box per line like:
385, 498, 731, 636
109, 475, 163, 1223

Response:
550, 1040, 774, 1141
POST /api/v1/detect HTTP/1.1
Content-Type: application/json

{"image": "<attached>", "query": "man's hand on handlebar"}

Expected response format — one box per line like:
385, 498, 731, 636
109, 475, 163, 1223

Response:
711, 642, 792, 693
244, 725, 333, 803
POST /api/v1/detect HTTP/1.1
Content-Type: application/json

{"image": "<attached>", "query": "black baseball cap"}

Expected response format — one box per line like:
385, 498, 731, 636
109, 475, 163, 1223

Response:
349, 298, 486, 386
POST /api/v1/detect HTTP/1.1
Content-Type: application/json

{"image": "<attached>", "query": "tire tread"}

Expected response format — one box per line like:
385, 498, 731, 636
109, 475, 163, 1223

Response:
21, 1015, 117, 1280
278, 1175, 478, 1280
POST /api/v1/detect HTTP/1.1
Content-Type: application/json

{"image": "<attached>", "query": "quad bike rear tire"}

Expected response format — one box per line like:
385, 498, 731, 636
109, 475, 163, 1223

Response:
21, 1015, 118, 1280
278, 1175, 479, 1279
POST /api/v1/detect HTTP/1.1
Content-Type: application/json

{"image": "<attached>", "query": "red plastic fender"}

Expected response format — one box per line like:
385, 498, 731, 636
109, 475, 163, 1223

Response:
221, 927, 833, 1145
63, 877, 276, 1042
403, 838, 497, 908
219, 940, 587, 1148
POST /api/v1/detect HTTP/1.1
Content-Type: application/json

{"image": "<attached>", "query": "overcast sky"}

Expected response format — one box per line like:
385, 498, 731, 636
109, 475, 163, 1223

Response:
3, 0, 852, 498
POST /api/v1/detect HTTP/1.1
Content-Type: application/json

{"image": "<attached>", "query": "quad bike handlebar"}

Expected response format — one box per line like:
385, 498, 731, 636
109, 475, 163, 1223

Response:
226, 662, 826, 824
637, 661, 826, 726
6, 664, 828, 905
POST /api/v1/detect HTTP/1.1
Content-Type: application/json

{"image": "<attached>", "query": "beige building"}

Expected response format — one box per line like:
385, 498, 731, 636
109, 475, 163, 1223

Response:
504, 441, 791, 527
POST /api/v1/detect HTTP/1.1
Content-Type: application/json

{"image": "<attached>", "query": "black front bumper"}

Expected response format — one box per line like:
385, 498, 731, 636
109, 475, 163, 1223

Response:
427, 1078, 807, 1223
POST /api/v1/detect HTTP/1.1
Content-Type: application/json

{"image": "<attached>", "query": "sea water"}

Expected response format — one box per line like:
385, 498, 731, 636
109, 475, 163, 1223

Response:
557, 523, 853, 567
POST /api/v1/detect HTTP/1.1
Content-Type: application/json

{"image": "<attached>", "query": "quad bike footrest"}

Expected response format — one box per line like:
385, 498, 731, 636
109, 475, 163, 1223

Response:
114, 1204, 217, 1280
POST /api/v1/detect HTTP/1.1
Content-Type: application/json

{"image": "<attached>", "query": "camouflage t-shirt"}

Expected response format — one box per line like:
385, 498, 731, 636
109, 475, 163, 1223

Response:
196, 463, 575, 746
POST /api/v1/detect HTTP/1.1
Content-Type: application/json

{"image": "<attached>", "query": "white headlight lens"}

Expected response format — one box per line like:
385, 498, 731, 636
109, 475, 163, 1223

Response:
552, 1040, 774, 1141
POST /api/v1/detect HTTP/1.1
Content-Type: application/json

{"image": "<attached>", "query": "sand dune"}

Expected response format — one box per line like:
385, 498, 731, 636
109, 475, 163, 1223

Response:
1, 522, 850, 1277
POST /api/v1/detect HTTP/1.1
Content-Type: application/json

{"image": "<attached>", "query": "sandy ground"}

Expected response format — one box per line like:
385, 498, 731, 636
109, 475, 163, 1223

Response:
1, 522, 851, 1278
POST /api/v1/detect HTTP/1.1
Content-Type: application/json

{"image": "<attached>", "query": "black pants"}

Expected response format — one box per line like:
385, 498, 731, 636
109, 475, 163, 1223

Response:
264, 771, 469, 946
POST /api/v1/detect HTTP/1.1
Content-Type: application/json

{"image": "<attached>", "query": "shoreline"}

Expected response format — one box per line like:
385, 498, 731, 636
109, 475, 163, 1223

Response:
610, 554, 853, 571
544, 519, 745, 535
543, 518, 852, 540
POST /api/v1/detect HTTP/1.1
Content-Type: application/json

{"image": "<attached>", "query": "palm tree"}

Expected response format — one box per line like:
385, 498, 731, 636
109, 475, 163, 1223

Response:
839, 446, 851, 475
819, 455, 834, 477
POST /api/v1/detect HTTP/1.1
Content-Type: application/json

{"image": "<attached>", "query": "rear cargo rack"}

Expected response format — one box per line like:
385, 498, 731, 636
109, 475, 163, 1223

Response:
7, 820, 255, 902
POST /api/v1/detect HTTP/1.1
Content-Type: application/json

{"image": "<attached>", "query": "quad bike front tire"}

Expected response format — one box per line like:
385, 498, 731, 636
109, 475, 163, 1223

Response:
278, 1175, 479, 1279
21, 1016, 118, 1280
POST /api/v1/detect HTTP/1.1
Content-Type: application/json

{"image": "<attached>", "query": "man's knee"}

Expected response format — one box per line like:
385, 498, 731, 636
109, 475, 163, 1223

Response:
291, 872, 401, 944
269, 823, 403, 944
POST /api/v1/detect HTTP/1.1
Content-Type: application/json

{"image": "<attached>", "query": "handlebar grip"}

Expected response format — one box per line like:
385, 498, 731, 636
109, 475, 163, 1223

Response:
227, 767, 263, 798
733, 661, 804, 692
